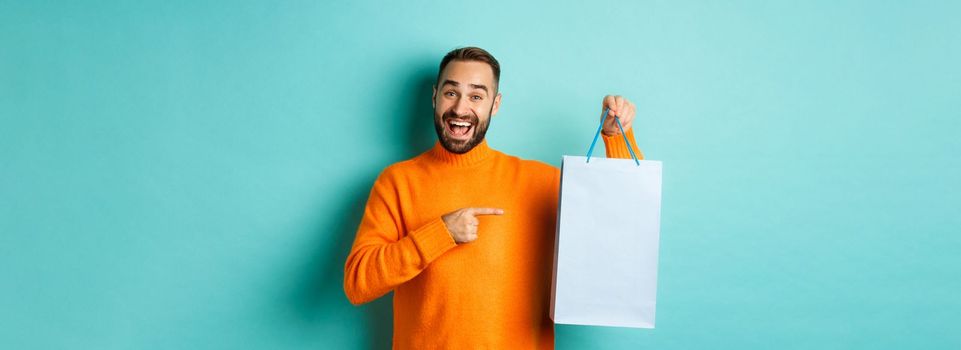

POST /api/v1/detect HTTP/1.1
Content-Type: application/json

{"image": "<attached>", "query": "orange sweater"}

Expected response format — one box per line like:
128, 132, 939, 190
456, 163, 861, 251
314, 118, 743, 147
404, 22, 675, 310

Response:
344, 130, 643, 349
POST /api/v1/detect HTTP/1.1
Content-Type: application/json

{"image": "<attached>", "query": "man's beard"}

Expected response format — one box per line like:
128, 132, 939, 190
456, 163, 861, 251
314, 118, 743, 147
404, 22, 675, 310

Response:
433, 107, 492, 154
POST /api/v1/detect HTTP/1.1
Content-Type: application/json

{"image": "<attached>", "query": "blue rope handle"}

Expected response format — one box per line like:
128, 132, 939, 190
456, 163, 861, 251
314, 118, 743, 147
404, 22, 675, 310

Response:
584, 109, 607, 163
615, 116, 641, 166
585, 108, 641, 166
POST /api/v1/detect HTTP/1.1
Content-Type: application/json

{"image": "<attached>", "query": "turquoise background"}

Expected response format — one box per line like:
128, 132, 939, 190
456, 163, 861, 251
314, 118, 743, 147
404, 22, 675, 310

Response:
2, 1, 959, 349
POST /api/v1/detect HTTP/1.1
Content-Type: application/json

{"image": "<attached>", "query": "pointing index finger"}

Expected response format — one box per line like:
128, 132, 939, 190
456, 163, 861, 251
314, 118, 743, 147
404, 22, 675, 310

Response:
470, 207, 505, 216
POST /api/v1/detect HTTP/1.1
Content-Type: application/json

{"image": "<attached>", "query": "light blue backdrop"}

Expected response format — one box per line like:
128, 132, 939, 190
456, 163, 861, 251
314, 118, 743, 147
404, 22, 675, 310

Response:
2, 1, 959, 349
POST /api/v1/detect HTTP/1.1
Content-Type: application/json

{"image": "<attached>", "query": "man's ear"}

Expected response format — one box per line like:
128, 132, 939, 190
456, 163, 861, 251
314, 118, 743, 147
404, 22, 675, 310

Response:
431, 85, 437, 109
491, 92, 502, 117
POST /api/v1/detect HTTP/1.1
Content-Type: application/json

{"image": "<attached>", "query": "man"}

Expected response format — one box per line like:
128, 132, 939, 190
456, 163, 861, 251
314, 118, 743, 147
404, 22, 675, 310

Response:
344, 47, 643, 349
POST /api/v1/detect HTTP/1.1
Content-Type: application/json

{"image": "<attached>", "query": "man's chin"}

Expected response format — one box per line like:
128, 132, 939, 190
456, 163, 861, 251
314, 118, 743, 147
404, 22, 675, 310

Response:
434, 120, 488, 154
440, 137, 479, 154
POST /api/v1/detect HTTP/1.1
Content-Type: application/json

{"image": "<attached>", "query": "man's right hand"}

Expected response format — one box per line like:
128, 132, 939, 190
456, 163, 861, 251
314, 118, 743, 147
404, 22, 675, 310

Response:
441, 207, 505, 243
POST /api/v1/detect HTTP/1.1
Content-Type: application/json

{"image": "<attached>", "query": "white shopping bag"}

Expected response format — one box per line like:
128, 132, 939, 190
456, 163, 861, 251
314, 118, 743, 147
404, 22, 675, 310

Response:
550, 112, 663, 329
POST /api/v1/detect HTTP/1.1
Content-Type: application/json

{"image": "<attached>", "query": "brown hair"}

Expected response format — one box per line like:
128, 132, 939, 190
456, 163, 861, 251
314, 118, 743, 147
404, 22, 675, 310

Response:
437, 47, 501, 90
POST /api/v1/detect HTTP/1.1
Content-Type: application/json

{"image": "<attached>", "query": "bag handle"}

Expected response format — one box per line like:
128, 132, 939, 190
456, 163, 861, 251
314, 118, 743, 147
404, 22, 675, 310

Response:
585, 108, 641, 165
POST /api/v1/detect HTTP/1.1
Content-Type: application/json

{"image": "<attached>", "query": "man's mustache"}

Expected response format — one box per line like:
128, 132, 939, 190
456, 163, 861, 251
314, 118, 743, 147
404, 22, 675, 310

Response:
442, 110, 479, 124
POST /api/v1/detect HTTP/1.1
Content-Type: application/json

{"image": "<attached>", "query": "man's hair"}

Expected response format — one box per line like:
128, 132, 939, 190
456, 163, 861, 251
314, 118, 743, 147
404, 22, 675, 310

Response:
437, 47, 501, 90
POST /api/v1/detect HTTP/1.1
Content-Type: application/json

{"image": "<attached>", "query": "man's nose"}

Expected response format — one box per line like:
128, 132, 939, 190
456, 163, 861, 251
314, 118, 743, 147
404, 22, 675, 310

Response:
453, 96, 471, 116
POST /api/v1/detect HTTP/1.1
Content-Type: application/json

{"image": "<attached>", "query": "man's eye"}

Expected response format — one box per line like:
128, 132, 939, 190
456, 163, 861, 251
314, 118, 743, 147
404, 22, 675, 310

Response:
471, 95, 482, 101
445, 91, 456, 97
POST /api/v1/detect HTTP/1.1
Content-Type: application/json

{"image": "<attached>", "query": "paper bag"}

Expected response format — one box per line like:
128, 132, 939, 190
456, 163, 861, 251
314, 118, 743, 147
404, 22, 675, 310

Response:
550, 155, 662, 328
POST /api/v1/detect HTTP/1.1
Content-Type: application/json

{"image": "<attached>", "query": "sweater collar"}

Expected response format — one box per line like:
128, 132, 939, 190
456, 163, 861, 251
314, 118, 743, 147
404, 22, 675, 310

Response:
428, 139, 495, 167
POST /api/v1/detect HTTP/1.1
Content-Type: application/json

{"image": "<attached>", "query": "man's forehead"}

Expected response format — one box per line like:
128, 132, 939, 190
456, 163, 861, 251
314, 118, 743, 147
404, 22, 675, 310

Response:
439, 61, 496, 86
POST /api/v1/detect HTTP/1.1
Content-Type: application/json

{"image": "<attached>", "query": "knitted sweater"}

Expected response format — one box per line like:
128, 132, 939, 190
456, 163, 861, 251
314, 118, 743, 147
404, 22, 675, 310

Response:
344, 130, 643, 349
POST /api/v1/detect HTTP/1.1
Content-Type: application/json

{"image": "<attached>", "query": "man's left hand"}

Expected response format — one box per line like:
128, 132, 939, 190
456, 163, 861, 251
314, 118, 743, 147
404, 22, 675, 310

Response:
600, 95, 636, 136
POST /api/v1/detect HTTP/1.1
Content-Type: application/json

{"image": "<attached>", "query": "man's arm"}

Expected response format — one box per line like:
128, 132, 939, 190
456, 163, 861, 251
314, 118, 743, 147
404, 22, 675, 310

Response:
602, 128, 645, 160
342, 172, 457, 305
599, 95, 645, 160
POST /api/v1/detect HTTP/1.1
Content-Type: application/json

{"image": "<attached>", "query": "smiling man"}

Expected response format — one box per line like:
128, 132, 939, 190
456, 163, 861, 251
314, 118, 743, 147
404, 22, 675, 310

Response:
344, 47, 643, 349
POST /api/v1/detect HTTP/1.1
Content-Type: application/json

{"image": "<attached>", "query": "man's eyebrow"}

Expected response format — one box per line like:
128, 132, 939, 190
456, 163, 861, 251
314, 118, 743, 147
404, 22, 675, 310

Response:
441, 80, 491, 94
469, 84, 489, 94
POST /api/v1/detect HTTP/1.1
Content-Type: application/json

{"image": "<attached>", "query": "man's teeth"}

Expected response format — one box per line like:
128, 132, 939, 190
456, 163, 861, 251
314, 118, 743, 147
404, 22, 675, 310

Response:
447, 120, 472, 136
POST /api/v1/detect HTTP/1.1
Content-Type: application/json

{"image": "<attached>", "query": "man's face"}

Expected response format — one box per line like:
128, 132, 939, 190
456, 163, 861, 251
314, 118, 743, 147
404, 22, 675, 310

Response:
432, 60, 501, 154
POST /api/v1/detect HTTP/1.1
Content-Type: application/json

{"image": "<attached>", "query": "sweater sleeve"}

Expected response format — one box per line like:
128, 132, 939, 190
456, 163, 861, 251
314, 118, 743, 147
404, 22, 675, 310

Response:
601, 128, 645, 160
343, 173, 458, 305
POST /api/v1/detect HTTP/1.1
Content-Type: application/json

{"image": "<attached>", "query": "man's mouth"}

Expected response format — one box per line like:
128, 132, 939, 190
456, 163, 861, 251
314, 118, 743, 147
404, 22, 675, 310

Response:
445, 119, 475, 141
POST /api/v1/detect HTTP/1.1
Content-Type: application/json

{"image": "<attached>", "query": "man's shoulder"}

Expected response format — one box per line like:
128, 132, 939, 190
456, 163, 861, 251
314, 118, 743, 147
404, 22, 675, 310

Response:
518, 158, 558, 174
374, 152, 432, 182
496, 151, 559, 175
